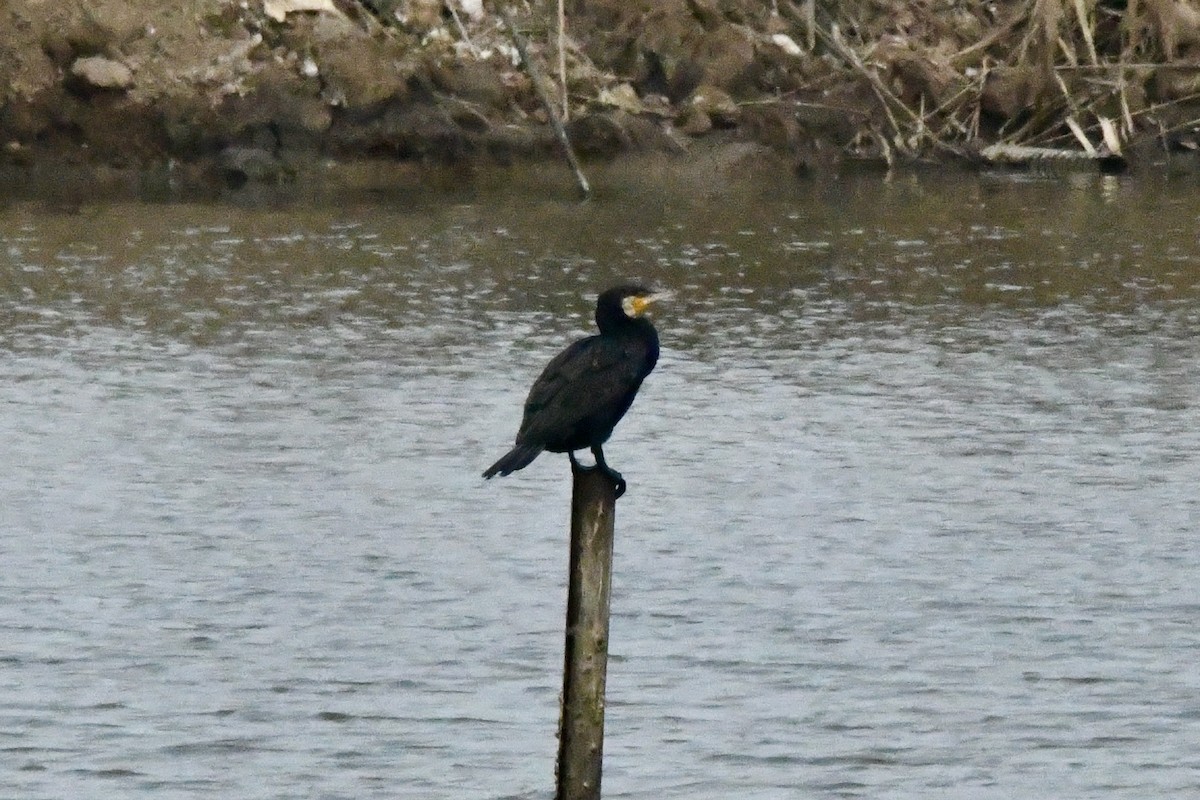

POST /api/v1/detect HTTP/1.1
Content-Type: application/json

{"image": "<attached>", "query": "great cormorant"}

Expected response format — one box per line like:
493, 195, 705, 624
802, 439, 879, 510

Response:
482, 284, 667, 496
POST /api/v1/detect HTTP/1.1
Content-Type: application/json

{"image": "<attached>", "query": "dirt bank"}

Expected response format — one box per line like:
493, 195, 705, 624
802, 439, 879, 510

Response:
4, 1, 1200, 189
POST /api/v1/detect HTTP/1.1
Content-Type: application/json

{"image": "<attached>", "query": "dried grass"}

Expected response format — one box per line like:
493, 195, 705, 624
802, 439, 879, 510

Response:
815, 0, 1200, 161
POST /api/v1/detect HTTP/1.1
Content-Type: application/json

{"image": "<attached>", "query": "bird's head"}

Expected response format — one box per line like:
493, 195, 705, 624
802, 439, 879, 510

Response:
607, 285, 672, 319
596, 284, 671, 333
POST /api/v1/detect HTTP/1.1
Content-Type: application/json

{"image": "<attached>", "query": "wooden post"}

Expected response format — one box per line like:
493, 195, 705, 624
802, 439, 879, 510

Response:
556, 462, 618, 800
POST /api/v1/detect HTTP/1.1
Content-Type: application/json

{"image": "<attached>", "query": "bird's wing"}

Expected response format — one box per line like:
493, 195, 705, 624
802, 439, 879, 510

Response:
518, 336, 644, 438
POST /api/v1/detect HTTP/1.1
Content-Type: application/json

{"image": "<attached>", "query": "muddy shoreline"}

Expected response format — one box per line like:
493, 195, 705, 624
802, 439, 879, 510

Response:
4, 1, 1200, 192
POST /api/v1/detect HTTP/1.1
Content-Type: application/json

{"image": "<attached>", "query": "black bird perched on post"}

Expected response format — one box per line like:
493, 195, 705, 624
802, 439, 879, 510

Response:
482, 284, 667, 497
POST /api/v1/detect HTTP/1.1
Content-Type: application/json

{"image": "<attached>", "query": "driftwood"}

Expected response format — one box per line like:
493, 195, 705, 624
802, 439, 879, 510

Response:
980, 142, 1126, 172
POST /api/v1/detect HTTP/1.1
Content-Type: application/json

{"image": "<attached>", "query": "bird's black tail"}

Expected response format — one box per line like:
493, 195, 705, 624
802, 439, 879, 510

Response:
482, 443, 544, 479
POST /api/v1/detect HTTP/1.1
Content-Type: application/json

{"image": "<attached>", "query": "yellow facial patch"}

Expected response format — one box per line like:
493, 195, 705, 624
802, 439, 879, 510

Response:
625, 295, 649, 317
622, 292, 668, 317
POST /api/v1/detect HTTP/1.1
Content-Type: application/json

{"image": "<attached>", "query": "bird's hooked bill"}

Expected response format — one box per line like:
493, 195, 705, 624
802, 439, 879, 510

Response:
627, 290, 673, 317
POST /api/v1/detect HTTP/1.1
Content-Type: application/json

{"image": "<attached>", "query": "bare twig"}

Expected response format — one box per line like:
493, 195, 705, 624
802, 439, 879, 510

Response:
1071, 0, 1100, 65
1098, 116, 1123, 153
1065, 116, 1098, 154
558, 0, 568, 121
501, 7, 590, 198
817, 20, 969, 158
445, 0, 478, 57
821, 23, 909, 153
1119, 73, 1136, 138
949, 8, 1027, 66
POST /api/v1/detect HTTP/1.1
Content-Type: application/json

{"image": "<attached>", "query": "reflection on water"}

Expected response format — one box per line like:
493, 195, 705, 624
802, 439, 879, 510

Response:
2, 166, 1200, 799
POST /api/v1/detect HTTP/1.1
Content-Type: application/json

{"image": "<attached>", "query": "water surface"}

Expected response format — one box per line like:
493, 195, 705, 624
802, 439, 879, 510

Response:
2, 164, 1199, 798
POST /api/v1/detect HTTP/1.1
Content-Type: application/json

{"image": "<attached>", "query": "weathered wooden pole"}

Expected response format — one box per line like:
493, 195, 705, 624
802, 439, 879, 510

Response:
556, 461, 619, 800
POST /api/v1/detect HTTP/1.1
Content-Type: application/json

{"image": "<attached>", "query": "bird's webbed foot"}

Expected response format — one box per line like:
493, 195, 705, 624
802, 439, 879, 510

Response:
591, 445, 626, 498
569, 448, 627, 498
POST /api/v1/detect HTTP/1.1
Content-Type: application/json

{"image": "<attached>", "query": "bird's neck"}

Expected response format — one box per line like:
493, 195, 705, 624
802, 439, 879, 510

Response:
598, 317, 656, 338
